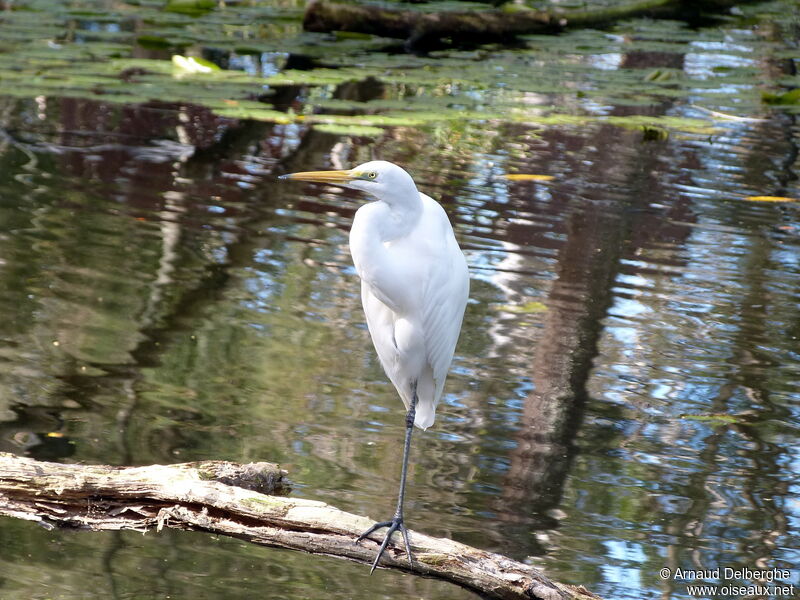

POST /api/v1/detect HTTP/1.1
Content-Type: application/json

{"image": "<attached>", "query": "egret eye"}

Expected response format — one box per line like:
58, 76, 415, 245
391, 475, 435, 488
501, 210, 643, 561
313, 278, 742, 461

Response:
367, 171, 378, 180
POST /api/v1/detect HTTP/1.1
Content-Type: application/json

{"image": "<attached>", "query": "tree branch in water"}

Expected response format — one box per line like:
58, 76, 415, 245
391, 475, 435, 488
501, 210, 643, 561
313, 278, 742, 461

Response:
0, 452, 600, 600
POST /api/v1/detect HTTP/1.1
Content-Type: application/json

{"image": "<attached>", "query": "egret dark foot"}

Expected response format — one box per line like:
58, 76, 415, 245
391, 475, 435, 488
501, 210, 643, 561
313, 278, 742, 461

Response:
356, 515, 413, 573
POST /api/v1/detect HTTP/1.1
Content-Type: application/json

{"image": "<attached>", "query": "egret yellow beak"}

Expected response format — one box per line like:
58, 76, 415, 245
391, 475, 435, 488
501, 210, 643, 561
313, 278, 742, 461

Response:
279, 169, 356, 184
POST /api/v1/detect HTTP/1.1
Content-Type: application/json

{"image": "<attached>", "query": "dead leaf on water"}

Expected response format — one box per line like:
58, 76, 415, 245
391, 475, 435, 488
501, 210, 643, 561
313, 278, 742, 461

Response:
504, 174, 555, 182
745, 195, 798, 203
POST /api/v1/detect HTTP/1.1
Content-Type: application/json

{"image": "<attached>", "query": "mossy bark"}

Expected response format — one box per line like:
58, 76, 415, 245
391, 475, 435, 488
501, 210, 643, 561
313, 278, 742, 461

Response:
303, 0, 755, 50
0, 452, 600, 600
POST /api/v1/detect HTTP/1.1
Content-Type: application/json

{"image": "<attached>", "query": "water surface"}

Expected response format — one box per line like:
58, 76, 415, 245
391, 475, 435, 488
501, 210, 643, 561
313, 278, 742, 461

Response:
1, 1, 799, 599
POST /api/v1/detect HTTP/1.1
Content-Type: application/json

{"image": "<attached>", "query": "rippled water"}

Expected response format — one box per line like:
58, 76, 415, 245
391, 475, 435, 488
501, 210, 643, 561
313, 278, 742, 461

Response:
1, 2, 800, 599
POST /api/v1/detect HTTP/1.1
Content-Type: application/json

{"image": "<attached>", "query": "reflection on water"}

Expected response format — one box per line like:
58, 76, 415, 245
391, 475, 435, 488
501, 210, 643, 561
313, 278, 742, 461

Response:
1, 3, 800, 600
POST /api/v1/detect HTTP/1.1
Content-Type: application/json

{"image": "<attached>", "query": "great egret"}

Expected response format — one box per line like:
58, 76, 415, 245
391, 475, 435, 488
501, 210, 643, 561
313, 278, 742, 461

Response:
280, 160, 469, 572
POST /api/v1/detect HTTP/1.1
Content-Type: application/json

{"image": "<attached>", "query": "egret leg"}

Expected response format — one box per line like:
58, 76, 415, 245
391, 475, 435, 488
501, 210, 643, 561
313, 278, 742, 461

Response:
357, 387, 417, 573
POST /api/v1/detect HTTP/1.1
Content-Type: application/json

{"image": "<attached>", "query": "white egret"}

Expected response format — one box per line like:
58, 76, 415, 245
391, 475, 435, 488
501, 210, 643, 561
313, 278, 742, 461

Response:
280, 160, 469, 572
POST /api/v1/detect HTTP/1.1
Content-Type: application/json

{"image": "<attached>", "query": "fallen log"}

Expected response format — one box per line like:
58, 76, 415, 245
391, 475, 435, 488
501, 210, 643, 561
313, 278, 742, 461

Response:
302, 0, 756, 50
0, 452, 600, 600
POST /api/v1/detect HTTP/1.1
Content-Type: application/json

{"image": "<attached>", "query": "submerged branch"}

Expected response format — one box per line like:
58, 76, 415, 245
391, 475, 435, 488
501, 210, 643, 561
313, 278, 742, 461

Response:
0, 453, 599, 600
303, 0, 755, 50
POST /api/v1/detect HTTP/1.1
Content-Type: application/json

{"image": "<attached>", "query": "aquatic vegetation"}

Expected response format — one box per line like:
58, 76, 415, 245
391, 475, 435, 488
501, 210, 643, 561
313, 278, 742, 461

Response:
1, 0, 787, 138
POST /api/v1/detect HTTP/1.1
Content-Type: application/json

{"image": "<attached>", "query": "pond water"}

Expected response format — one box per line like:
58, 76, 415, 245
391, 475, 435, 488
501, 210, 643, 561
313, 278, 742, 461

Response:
1, 1, 799, 599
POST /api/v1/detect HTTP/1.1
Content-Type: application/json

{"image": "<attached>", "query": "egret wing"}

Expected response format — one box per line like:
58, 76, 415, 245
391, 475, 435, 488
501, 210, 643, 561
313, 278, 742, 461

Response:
421, 238, 469, 403
360, 281, 400, 383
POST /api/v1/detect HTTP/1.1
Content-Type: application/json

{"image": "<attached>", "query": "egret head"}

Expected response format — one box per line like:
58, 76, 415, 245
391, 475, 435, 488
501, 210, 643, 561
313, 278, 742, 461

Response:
279, 160, 418, 205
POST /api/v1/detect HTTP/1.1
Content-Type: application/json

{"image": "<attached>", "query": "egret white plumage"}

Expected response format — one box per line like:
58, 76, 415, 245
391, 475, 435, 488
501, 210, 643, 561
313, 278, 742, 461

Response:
280, 160, 469, 572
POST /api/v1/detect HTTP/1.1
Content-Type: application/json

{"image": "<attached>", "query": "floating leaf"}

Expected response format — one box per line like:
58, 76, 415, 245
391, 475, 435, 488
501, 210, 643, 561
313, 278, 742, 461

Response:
762, 89, 800, 105
136, 35, 182, 50
504, 174, 555, 182
644, 68, 680, 82
312, 123, 385, 137
497, 301, 548, 314
680, 412, 758, 425
172, 55, 219, 75
745, 195, 798, 203
165, 0, 217, 16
